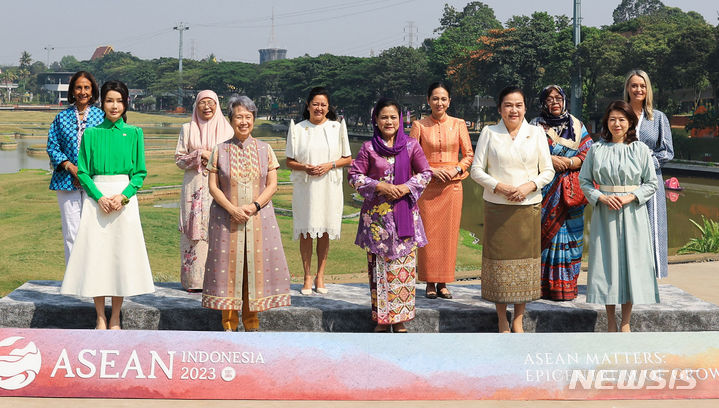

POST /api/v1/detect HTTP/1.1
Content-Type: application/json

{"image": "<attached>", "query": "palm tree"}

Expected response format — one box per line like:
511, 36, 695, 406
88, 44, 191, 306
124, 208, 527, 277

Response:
19, 51, 32, 69
1, 69, 19, 102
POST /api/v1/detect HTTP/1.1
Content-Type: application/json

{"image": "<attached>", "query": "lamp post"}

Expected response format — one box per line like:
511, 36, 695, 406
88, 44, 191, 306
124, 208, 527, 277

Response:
173, 22, 189, 109
43, 46, 54, 68
570, 0, 582, 117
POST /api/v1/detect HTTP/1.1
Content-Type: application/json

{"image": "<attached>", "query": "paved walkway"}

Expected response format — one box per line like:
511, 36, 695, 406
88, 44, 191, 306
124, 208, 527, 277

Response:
3, 260, 718, 407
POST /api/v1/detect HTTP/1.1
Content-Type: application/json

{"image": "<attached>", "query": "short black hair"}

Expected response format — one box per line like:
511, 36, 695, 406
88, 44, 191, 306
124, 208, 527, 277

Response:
496, 85, 526, 107
100, 80, 129, 122
373, 97, 402, 120
67, 71, 99, 105
302, 86, 338, 121
427, 81, 451, 98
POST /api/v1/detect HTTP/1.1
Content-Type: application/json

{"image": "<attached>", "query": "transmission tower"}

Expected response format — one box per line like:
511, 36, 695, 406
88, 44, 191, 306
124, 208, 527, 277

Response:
403, 21, 418, 48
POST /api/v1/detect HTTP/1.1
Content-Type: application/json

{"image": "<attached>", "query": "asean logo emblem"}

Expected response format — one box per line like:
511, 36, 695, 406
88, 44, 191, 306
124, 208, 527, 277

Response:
0, 336, 41, 390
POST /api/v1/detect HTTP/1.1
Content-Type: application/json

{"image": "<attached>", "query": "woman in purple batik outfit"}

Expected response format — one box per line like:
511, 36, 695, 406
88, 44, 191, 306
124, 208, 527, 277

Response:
348, 98, 432, 333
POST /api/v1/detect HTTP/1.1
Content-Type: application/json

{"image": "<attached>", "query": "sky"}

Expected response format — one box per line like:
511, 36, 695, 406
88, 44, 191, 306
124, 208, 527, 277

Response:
1, 0, 717, 66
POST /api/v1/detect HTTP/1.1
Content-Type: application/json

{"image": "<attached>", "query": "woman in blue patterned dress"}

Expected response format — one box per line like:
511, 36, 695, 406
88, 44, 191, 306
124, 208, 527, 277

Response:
623, 70, 674, 279
46, 71, 104, 264
530, 85, 592, 300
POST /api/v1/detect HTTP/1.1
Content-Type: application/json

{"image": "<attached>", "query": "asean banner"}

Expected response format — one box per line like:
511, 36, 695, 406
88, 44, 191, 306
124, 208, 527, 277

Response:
1, 328, 719, 400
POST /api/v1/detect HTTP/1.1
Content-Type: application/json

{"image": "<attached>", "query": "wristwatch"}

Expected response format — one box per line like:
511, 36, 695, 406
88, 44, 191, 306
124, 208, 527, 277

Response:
455, 166, 463, 175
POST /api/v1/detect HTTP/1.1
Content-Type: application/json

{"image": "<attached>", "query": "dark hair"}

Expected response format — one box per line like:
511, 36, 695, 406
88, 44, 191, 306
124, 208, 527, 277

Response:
600, 100, 638, 144
100, 80, 129, 122
67, 71, 99, 105
372, 97, 402, 121
427, 81, 451, 98
302, 86, 337, 121
496, 85, 526, 107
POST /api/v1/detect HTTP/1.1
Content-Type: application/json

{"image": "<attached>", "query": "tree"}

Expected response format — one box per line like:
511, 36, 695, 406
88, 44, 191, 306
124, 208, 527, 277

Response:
19, 51, 32, 69
448, 12, 569, 117
612, 0, 665, 24
59, 55, 83, 72
576, 27, 627, 123
423, 2, 502, 79
374, 46, 430, 101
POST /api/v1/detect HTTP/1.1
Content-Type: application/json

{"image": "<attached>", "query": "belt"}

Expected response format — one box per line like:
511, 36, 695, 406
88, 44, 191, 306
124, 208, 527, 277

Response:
597, 184, 638, 193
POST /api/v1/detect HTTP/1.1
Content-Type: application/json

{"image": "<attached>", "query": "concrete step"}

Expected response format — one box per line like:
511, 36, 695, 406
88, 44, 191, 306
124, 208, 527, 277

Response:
1, 281, 718, 332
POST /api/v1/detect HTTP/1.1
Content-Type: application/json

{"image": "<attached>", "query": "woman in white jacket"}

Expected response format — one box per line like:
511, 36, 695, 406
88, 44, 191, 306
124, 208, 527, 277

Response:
471, 86, 554, 333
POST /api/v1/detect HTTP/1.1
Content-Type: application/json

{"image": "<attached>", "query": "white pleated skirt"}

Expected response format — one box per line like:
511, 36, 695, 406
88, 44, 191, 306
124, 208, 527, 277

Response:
61, 175, 155, 297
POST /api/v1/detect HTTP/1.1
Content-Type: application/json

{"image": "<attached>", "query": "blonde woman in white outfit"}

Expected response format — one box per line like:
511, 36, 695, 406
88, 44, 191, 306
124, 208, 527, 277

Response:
471, 86, 554, 333
286, 87, 352, 294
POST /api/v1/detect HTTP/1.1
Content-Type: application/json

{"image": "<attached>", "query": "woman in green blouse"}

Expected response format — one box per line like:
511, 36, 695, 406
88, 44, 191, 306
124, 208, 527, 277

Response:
61, 80, 155, 330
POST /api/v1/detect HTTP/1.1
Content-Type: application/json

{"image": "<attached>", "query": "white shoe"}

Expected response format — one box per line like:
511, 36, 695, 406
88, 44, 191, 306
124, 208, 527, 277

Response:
315, 287, 328, 294
300, 288, 312, 295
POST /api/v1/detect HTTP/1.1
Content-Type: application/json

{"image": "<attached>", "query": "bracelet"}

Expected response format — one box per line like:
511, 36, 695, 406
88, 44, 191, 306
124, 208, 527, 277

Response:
253, 201, 261, 213
569, 158, 574, 168
121, 197, 130, 206
332, 161, 336, 169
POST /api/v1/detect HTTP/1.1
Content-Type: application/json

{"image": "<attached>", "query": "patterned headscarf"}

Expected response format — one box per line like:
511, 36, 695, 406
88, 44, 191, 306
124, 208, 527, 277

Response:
371, 98, 413, 239
536, 85, 576, 141
187, 90, 234, 152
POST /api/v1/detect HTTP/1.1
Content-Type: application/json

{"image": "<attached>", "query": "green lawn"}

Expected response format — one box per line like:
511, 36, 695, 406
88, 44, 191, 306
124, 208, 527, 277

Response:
0, 111, 482, 297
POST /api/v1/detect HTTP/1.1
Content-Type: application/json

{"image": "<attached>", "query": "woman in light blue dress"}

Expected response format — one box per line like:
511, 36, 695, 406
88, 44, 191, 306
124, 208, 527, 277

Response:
579, 100, 659, 332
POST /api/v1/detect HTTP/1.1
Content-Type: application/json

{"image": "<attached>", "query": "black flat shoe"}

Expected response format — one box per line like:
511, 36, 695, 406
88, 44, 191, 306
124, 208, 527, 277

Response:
425, 289, 437, 299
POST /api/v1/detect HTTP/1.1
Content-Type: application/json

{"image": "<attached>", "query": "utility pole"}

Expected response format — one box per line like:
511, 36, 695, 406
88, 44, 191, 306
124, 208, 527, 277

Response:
173, 22, 190, 108
44, 46, 54, 68
570, 0, 582, 117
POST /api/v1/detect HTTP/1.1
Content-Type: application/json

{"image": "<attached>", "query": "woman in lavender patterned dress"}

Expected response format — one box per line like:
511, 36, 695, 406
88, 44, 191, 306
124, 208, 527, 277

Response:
348, 98, 432, 333
202, 95, 291, 332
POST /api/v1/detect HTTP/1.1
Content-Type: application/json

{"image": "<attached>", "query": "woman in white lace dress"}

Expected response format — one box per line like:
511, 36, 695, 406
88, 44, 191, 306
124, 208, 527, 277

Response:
286, 87, 351, 294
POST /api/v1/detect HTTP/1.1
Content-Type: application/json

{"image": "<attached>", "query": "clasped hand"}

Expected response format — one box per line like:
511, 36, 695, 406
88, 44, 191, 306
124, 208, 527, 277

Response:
494, 182, 535, 202
431, 166, 459, 183
376, 182, 410, 201
229, 204, 257, 224
304, 162, 332, 177
598, 194, 636, 210
98, 194, 127, 214
551, 156, 572, 172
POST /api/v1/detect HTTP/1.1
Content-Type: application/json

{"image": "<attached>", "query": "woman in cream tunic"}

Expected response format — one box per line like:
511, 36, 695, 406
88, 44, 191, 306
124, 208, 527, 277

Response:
471, 86, 554, 333
286, 87, 351, 294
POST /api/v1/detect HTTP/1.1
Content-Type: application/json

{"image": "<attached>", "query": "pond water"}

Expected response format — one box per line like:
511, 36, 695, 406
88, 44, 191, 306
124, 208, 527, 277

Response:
341, 140, 719, 256
2, 124, 716, 255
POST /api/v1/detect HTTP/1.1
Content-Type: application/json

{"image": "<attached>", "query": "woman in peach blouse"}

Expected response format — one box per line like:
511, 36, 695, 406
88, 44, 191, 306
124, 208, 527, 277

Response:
410, 82, 474, 299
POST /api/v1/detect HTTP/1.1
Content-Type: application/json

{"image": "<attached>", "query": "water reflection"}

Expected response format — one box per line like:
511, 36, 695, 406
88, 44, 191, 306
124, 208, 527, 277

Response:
0, 139, 51, 173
